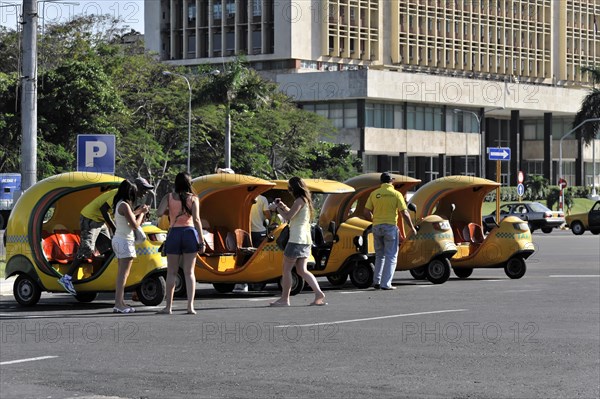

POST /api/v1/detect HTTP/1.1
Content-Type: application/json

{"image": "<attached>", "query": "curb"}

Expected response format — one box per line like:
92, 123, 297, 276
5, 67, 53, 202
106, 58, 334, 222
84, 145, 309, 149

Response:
0, 276, 15, 296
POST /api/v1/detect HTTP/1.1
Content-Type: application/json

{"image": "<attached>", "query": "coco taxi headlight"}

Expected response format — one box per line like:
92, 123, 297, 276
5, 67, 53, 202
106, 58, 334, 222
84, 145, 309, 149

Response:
353, 235, 364, 248
433, 221, 451, 231
513, 222, 529, 232
148, 233, 167, 243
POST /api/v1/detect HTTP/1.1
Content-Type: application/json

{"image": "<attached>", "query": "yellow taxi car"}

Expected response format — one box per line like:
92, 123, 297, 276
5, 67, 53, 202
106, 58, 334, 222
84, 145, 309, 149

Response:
565, 200, 600, 235
4, 172, 167, 306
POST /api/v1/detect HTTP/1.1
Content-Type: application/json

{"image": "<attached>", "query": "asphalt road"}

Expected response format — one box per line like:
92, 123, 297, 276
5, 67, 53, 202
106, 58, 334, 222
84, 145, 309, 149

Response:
1, 231, 599, 399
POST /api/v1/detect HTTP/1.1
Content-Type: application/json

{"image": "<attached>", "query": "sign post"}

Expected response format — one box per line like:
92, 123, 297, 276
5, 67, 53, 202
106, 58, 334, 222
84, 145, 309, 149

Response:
77, 135, 116, 175
488, 147, 512, 221
558, 178, 567, 212
517, 171, 524, 202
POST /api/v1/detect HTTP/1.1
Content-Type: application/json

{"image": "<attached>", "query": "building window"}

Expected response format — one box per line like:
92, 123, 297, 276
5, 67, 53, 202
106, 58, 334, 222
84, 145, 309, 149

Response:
406, 104, 443, 131
213, 33, 222, 51
226, 0, 236, 17
213, 3, 222, 19
226, 31, 235, 51
303, 102, 358, 129
188, 3, 196, 22
253, 0, 262, 16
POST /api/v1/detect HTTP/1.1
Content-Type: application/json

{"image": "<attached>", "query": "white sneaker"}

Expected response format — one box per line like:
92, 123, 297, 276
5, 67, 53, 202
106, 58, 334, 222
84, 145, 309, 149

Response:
233, 284, 248, 293
58, 275, 76, 295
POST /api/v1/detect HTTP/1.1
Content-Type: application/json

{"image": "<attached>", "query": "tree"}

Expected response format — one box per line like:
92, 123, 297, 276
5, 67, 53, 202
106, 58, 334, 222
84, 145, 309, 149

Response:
573, 66, 600, 145
524, 175, 548, 201
305, 142, 363, 182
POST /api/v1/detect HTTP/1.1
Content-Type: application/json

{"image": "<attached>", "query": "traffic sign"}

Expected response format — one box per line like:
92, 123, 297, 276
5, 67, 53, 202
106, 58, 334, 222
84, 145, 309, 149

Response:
517, 183, 525, 196
558, 178, 567, 189
517, 171, 524, 184
77, 134, 116, 174
488, 147, 511, 161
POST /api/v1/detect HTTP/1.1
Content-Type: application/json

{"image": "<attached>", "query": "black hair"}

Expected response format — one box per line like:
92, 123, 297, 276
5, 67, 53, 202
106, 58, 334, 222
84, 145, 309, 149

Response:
113, 180, 138, 211
174, 172, 194, 216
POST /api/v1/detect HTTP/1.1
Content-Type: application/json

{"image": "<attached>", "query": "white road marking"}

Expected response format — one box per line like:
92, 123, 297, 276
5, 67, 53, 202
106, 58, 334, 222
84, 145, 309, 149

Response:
549, 275, 600, 278
0, 356, 58, 365
275, 309, 468, 328
223, 297, 274, 302
499, 289, 543, 293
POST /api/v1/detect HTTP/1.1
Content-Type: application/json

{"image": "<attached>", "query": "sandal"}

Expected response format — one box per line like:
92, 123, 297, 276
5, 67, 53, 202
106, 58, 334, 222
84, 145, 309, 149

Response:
309, 301, 328, 306
113, 306, 136, 314
269, 301, 290, 307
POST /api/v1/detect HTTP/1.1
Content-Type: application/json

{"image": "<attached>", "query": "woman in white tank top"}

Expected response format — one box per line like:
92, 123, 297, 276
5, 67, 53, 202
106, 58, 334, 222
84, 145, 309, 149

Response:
111, 180, 149, 314
269, 177, 327, 307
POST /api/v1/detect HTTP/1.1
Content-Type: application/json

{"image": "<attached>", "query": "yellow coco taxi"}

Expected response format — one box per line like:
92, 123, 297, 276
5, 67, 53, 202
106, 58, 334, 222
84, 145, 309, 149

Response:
565, 200, 600, 235
410, 176, 535, 280
180, 173, 308, 296
4, 172, 168, 306
318, 173, 457, 286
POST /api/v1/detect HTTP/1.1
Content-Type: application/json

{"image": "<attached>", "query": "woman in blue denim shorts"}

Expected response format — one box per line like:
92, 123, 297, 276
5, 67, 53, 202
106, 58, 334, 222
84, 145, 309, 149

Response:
269, 177, 327, 307
156, 172, 204, 314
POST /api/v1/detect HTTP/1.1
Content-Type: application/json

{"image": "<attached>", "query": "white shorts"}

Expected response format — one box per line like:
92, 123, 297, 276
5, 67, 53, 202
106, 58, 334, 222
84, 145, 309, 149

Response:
112, 236, 137, 259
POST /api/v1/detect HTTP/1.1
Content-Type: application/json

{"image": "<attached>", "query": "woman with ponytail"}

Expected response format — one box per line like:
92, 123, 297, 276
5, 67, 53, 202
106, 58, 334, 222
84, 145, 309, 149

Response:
269, 176, 327, 307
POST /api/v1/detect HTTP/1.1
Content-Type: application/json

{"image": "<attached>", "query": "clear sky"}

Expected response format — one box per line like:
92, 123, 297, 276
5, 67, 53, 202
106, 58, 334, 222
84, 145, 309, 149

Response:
0, 0, 144, 33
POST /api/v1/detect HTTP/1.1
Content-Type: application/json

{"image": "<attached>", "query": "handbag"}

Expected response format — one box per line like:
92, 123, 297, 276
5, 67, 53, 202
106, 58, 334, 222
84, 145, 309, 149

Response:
134, 226, 147, 244
276, 225, 290, 251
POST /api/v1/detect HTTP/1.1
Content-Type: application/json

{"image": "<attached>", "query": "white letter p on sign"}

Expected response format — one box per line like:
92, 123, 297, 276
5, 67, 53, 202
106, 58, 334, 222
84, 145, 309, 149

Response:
85, 141, 108, 167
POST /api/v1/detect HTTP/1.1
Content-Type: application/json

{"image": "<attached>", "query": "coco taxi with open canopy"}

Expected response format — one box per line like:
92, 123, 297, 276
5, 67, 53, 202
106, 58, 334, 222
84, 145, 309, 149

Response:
4, 172, 167, 306
267, 179, 360, 286
319, 173, 457, 286
178, 173, 308, 295
410, 176, 535, 280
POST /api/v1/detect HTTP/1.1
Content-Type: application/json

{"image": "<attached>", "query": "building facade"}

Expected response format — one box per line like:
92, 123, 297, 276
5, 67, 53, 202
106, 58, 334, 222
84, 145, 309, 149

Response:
145, 0, 600, 187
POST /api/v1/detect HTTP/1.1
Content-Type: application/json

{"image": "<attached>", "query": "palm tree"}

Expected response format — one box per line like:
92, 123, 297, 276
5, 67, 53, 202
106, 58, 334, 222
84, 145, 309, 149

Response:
573, 66, 600, 145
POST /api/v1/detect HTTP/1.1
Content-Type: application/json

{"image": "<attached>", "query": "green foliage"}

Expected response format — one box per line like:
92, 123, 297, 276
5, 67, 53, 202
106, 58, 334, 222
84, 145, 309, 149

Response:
523, 175, 549, 200
573, 66, 600, 145
546, 188, 574, 211
305, 142, 363, 181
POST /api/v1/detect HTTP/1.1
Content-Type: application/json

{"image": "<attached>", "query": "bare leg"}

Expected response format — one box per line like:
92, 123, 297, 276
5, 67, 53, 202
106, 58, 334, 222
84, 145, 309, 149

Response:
182, 252, 197, 314
271, 256, 296, 306
114, 257, 133, 309
294, 257, 326, 304
159, 254, 180, 314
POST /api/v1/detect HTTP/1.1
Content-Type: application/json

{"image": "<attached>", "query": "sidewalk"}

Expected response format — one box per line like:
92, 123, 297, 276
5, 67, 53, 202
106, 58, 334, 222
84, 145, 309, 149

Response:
0, 275, 15, 296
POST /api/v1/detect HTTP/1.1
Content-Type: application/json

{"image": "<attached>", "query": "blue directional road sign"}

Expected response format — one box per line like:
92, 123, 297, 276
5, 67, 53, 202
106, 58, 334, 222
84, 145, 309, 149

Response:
517, 183, 525, 196
77, 134, 116, 174
488, 147, 511, 161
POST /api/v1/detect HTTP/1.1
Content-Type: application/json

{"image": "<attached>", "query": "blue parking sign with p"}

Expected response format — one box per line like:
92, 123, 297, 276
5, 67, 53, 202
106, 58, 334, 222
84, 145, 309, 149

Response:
77, 135, 115, 174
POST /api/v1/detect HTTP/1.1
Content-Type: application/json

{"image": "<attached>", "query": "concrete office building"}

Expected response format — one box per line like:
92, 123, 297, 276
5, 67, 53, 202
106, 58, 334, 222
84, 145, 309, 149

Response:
145, 0, 600, 187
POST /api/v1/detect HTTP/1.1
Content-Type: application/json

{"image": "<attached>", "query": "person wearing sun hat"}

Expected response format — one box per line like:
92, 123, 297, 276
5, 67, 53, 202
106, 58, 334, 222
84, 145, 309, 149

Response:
363, 172, 416, 290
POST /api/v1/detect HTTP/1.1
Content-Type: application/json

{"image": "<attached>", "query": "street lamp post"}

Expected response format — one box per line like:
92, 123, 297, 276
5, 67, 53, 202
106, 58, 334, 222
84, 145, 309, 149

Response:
163, 71, 192, 174
558, 117, 600, 209
453, 109, 481, 176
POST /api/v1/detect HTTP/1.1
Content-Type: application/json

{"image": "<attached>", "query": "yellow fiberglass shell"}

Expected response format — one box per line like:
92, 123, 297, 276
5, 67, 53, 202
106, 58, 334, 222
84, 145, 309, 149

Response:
320, 173, 421, 239
269, 179, 355, 216
5, 172, 167, 293
192, 173, 275, 232
191, 174, 289, 283
410, 175, 499, 223
451, 216, 535, 268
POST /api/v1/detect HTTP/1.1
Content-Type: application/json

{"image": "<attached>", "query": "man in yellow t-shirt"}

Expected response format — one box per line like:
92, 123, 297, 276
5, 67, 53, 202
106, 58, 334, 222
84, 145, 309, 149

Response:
363, 172, 416, 290
57, 188, 118, 294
